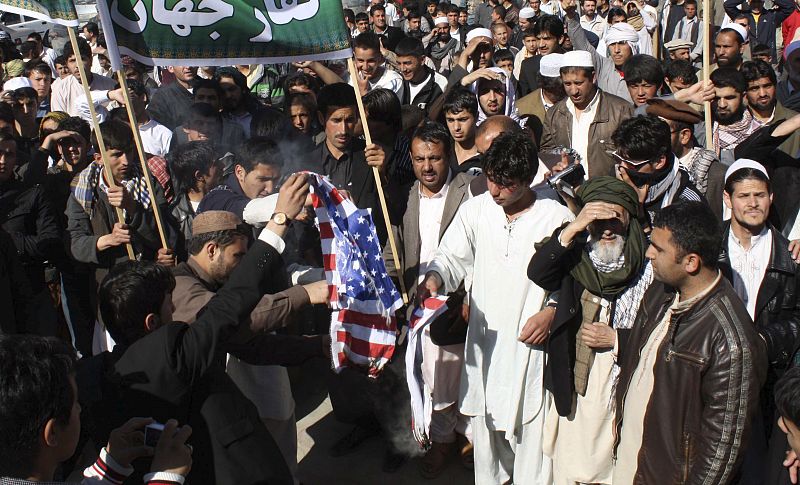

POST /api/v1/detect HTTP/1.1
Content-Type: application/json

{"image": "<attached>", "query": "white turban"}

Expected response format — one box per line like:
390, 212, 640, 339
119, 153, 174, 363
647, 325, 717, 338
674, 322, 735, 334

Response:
604, 23, 640, 54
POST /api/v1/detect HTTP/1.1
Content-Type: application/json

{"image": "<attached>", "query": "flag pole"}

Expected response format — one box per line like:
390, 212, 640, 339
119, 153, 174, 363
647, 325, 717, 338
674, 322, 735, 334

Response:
67, 28, 135, 260
702, 0, 712, 148
346, 57, 409, 306
115, 71, 169, 249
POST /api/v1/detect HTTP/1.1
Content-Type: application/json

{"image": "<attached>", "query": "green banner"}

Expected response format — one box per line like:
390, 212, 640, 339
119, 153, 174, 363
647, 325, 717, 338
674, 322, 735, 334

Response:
0, 0, 78, 26
97, 0, 352, 70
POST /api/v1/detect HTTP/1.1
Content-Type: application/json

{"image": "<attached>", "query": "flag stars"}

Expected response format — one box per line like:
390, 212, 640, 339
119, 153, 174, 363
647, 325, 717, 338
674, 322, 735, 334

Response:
357, 216, 366, 224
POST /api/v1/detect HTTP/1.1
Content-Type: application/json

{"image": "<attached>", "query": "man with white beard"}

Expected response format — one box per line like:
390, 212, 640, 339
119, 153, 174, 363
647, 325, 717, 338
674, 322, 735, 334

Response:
528, 176, 653, 485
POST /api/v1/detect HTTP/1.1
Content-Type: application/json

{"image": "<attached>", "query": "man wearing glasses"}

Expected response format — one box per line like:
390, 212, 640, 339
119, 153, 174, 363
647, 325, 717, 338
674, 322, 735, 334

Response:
611, 115, 705, 229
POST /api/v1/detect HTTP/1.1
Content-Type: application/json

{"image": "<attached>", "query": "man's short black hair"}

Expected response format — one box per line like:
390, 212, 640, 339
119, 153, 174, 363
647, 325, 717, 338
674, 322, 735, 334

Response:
482, 131, 538, 186
370, 4, 386, 15
284, 70, 320, 95
652, 200, 722, 269
24, 60, 51, 78
355, 12, 369, 23
188, 228, 249, 256
684, 0, 697, 6
92, 119, 133, 154
532, 15, 564, 38
775, 366, 800, 427
0, 335, 76, 477
58, 116, 91, 144
492, 4, 507, 17
665, 59, 698, 84
363, 88, 401, 129
63, 36, 91, 60
607, 6, 628, 21
187, 102, 221, 123
19, 41, 37, 58
237, 136, 283, 173
412, 120, 452, 156
193, 77, 222, 97
354, 32, 382, 53
317, 83, 357, 118
612, 115, 671, 161
710, 66, 747, 94
344, 8, 355, 22
99, 261, 176, 346
395, 37, 425, 58
407, 8, 422, 20
170, 140, 217, 193
493, 48, 515, 65
741, 59, 777, 86
724, 167, 771, 195
751, 43, 771, 58
286, 91, 317, 115
83, 21, 99, 36
443, 86, 478, 117
623, 54, 664, 86
250, 106, 290, 139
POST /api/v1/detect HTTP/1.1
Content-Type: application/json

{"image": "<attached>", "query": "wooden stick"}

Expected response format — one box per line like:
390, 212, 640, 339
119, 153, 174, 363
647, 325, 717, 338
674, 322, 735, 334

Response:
346, 58, 409, 306
115, 71, 169, 249
68, 28, 134, 260
702, 0, 712, 149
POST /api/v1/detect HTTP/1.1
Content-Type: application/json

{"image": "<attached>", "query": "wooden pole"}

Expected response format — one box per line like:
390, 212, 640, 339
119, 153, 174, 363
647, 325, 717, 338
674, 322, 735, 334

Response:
115, 71, 169, 249
346, 58, 409, 306
702, 0, 712, 149
67, 28, 135, 260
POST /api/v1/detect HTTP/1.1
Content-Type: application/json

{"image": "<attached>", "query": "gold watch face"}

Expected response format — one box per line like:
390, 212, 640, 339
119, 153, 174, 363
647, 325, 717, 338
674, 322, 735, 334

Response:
273, 212, 288, 225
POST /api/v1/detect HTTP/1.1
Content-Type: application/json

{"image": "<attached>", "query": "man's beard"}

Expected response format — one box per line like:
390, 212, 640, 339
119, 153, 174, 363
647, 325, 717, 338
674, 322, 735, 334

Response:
588, 235, 626, 266
438, 32, 452, 42
714, 103, 745, 126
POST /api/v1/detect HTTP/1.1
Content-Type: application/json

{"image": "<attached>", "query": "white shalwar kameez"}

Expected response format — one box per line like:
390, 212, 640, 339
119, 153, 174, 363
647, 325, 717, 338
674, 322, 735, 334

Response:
428, 192, 574, 485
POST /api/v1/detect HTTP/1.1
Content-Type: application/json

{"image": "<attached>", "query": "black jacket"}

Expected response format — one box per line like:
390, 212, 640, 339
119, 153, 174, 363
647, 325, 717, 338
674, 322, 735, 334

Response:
401, 67, 445, 113
527, 224, 640, 416
0, 178, 61, 292
77, 240, 294, 485
719, 223, 800, 370
147, 81, 194, 131
374, 25, 406, 52
723, 0, 794, 59
0, 228, 34, 334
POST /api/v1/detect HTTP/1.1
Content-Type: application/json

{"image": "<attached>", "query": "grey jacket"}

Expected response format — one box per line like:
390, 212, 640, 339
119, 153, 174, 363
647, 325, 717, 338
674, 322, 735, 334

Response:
565, 13, 633, 104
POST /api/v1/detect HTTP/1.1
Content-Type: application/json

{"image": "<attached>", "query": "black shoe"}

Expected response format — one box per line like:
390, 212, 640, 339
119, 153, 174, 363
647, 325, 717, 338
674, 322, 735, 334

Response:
382, 448, 408, 474
328, 425, 378, 457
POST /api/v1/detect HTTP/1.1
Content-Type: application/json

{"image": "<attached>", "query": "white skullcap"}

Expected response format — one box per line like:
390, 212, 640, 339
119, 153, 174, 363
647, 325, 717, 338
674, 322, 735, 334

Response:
561, 50, 594, 68
519, 7, 536, 19
724, 159, 769, 183
433, 16, 449, 26
3, 77, 33, 91
721, 23, 748, 43
540, 53, 565, 77
604, 22, 640, 45
465, 27, 493, 45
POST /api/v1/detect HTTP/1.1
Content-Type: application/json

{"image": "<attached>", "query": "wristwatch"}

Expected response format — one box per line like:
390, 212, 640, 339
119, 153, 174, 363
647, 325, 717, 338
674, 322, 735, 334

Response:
271, 212, 290, 226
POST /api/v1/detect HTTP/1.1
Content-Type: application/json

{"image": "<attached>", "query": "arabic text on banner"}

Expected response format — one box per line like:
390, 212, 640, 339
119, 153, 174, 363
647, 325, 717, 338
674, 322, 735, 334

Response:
96, 0, 353, 71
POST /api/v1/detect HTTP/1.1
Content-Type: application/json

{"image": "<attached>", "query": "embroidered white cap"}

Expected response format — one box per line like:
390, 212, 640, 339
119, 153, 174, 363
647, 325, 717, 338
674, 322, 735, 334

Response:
433, 16, 449, 26
465, 27, 493, 45
519, 7, 536, 19
724, 158, 769, 183
3, 77, 33, 92
561, 50, 594, 68
540, 53, 565, 77
721, 23, 748, 43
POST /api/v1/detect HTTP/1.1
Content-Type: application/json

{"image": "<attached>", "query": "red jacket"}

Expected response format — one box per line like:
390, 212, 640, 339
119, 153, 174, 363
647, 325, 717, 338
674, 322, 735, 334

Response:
783, 9, 800, 50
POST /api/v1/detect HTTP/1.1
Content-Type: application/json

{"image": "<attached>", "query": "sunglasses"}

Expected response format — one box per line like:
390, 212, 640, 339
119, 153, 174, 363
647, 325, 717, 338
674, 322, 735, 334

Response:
610, 150, 654, 167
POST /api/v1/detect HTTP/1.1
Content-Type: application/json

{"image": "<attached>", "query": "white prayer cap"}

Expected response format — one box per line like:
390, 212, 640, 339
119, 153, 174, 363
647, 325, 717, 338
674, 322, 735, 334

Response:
3, 77, 32, 92
433, 16, 449, 26
604, 22, 640, 44
561, 50, 593, 68
540, 53, 565, 77
519, 7, 536, 19
724, 159, 769, 183
465, 27, 493, 45
720, 23, 748, 43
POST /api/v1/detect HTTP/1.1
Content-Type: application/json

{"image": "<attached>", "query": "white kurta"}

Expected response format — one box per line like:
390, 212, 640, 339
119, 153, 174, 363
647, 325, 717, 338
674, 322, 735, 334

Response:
428, 193, 574, 437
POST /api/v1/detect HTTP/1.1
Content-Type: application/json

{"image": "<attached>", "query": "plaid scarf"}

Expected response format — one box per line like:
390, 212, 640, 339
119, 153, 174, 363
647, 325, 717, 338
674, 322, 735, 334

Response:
71, 161, 151, 216
713, 109, 762, 155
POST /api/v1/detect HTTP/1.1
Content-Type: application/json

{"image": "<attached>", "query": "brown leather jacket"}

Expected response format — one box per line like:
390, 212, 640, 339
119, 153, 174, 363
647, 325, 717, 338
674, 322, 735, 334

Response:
539, 88, 633, 179
614, 276, 767, 485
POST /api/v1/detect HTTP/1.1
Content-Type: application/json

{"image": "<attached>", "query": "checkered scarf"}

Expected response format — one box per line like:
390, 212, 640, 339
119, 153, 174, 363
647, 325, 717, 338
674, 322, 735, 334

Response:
71, 161, 151, 216
713, 109, 762, 156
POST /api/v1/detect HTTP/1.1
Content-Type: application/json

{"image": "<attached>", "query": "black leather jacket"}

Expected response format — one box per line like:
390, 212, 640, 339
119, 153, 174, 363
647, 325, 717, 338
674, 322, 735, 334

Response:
719, 223, 800, 370
614, 277, 767, 485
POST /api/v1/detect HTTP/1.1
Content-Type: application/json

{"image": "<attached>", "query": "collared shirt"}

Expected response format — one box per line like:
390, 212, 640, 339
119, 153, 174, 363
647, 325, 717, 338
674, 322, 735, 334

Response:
566, 88, 601, 168
728, 226, 772, 320
580, 13, 606, 37
320, 140, 354, 192
541, 90, 554, 111
418, 171, 452, 285
50, 73, 116, 117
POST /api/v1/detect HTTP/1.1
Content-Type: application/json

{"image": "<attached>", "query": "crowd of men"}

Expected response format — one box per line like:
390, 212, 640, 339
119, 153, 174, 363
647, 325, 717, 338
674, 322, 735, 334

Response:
2, 0, 800, 483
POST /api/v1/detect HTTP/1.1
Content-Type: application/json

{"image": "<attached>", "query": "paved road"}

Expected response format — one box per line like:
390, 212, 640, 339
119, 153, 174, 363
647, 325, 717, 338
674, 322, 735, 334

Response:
291, 359, 475, 485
